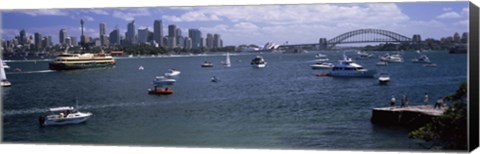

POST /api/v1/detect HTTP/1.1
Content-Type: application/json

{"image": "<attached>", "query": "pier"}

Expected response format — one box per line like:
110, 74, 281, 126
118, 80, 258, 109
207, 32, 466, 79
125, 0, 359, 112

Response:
371, 105, 447, 129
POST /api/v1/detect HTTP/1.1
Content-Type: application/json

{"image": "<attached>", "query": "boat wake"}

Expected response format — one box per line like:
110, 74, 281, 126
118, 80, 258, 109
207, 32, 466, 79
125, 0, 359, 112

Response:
6, 70, 55, 75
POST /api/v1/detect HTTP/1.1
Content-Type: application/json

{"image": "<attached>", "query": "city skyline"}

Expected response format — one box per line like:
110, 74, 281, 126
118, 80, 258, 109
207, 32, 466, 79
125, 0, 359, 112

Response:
1, 2, 469, 46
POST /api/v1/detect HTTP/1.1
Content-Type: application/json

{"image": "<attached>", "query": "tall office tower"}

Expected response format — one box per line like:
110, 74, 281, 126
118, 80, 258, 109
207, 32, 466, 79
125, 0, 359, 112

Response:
59, 29, 67, 45
19, 29, 26, 45
176, 28, 183, 47
34, 32, 42, 50
200, 37, 206, 48
109, 29, 120, 45
213, 34, 221, 48
99, 23, 107, 46
126, 20, 137, 45
42, 36, 49, 48
184, 37, 192, 49
461, 32, 468, 43
65, 37, 72, 47
167, 37, 176, 49
47, 36, 53, 47
188, 29, 202, 49
138, 27, 149, 44
153, 20, 163, 46
70, 37, 77, 47
206, 33, 213, 49
168, 24, 177, 38
412, 34, 422, 43
80, 19, 85, 47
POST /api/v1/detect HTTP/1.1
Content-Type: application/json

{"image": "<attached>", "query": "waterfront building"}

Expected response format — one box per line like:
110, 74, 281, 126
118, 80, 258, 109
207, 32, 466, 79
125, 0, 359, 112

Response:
99, 23, 107, 46
19, 29, 26, 46
188, 29, 202, 49
153, 20, 163, 47
213, 34, 222, 48
167, 37, 176, 49
412, 34, 422, 43
184, 37, 192, 49
70, 37, 77, 47
65, 37, 72, 47
200, 37, 206, 48
206, 33, 214, 49
168, 25, 177, 39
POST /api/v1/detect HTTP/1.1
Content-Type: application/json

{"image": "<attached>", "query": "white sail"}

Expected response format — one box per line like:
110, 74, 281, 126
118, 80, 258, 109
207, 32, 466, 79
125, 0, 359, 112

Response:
0, 59, 6, 80
225, 52, 231, 67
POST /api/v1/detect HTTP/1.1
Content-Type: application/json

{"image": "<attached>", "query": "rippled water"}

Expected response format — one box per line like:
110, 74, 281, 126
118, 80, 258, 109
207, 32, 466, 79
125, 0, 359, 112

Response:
1, 50, 467, 150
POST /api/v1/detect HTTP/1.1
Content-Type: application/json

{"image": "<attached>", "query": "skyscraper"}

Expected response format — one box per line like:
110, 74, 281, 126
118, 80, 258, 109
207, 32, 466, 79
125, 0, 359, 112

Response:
59, 29, 67, 45
99, 23, 107, 46
188, 29, 202, 49
184, 37, 192, 49
213, 34, 222, 48
34, 32, 42, 50
19, 29, 26, 45
138, 27, 149, 44
126, 20, 137, 45
109, 29, 120, 45
206, 33, 213, 49
99, 23, 106, 36
168, 25, 177, 38
153, 20, 163, 46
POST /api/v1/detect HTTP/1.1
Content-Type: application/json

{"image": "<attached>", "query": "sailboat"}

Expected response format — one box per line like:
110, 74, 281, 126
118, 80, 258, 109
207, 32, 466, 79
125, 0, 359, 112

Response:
1, 59, 12, 87
224, 52, 231, 67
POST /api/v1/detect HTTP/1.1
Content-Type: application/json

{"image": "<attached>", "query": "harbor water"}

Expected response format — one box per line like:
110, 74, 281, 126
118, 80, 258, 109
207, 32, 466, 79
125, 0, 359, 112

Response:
1, 50, 467, 150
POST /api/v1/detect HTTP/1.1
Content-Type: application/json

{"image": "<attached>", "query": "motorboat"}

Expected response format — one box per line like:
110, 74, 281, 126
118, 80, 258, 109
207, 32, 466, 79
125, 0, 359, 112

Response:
138, 66, 144, 70
2, 62, 10, 69
38, 106, 92, 127
376, 61, 388, 66
201, 61, 214, 67
356, 51, 374, 58
314, 53, 329, 61
380, 53, 403, 63
310, 62, 334, 69
148, 86, 173, 95
378, 73, 390, 85
251, 56, 267, 68
411, 54, 431, 63
164, 69, 181, 77
0, 59, 11, 87
153, 76, 176, 85
328, 53, 376, 78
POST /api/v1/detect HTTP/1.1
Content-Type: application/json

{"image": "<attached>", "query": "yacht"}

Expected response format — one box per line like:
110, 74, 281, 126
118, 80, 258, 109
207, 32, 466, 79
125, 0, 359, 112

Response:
201, 61, 214, 68
49, 49, 115, 70
356, 51, 374, 58
328, 53, 376, 78
251, 56, 267, 68
164, 69, 181, 77
311, 62, 334, 69
380, 53, 403, 63
148, 86, 173, 95
38, 106, 92, 127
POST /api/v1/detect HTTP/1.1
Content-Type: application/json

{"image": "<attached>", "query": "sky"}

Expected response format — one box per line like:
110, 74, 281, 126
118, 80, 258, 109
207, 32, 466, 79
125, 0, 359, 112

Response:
0, 1, 469, 46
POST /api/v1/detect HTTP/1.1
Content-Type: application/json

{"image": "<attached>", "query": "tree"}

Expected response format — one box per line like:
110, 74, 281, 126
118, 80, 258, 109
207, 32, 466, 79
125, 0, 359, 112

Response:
409, 81, 467, 150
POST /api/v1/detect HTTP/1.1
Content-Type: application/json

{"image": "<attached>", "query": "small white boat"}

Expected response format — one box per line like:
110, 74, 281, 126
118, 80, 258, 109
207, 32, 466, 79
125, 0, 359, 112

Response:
378, 73, 390, 84
153, 76, 176, 85
201, 61, 214, 68
412, 54, 431, 63
211, 76, 220, 82
164, 69, 181, 77
0, 59, 11, 87
138, 66, 144, 70
38, 106, 92, 127
2, 62, 10, 69
311, 62, 334, 69
380, 53, 403, 63
357, 51, 374, 58
251, 56, 267, 68
376, 61, 388, 66
314, 53, 329, 61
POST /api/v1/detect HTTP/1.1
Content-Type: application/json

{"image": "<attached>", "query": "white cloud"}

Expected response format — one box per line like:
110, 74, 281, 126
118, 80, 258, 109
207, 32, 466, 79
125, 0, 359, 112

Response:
112, 8, 151, 21
442, 7, 452, 11
82, 16, 95, 22
437, 11, 461, 19
163, 11, 221, 22
88, 9, 109, 15
454, 20, 468, 26
20, 9, 69, 16
461, 7, 469, 15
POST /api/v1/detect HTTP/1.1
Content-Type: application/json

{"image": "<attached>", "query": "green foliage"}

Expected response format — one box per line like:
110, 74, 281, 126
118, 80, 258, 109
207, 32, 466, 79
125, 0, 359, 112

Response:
408, 81, 468, 150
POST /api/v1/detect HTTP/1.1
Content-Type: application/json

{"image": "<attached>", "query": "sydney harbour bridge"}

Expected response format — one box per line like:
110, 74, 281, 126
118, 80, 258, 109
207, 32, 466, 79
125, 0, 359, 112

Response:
277, 28, 419, 50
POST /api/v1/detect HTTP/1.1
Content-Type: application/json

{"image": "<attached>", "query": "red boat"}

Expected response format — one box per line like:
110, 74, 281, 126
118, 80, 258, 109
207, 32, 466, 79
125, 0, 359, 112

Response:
148, 87, 173, 95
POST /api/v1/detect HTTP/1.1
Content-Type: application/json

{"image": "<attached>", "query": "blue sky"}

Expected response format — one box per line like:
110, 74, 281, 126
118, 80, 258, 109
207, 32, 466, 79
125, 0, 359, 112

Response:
1, 2, 469, 46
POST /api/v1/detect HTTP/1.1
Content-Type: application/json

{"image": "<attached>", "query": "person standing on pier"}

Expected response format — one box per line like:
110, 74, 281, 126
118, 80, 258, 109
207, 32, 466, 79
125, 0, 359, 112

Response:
390, 95, 396, 108
434, 97, 444, 109
423, 93, 429, 105
401, 95, 408, 107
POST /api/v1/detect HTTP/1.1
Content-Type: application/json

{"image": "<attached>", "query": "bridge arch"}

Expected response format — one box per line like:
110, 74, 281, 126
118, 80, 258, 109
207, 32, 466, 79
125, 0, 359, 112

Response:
327, 28, 412, 48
